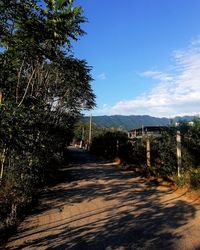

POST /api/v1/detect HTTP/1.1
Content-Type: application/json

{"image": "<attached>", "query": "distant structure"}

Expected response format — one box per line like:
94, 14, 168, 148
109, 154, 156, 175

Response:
128, 126, 169, 139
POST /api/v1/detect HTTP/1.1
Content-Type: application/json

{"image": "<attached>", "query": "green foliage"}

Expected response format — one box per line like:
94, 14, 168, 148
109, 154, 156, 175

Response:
174, 168, 200, 190
90, 131, 129, 160
184, 119, 200, 165
89, 119, 200, 187
173, 171, 190, 187
73, 121, 122, 143
151, 123, 200, 177
0, 0, 95, 237
189, 168, 200, 189
155, 131, 177, 176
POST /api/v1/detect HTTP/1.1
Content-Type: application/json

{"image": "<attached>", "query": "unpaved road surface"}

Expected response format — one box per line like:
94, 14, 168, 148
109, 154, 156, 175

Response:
4, 148, 200, 250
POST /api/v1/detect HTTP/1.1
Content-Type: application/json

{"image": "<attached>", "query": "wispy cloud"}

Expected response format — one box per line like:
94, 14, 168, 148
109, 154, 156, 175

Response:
97, 72, 107, 80
98, 39, 200, 117
141, 71, 173, 82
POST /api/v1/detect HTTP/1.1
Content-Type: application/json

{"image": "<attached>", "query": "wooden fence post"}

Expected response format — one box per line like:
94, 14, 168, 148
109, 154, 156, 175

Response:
176, 130, 182, 177
146, 136, 151, 170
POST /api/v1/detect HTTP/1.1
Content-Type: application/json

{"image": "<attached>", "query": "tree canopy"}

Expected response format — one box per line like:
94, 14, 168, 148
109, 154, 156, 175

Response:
0, 0, 95, 235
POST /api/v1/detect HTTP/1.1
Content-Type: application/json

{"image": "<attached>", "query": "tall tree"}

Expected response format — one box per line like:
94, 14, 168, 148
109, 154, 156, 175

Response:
0, 0, 95, 232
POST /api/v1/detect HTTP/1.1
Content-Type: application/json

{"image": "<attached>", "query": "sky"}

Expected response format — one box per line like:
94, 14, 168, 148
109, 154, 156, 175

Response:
73, 0, 200, 118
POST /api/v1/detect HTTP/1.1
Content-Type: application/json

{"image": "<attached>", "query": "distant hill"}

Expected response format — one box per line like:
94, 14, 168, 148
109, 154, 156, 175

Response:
82, 115, 195, 131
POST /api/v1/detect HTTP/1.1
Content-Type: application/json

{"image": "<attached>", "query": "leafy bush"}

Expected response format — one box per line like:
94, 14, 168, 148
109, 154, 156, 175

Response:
189, 168, 200, 190
173, 172, 190, 187
90, 131, 129, 160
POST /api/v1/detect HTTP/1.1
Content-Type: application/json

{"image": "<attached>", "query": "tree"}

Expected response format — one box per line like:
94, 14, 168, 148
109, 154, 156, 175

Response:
0, 0, 95, 234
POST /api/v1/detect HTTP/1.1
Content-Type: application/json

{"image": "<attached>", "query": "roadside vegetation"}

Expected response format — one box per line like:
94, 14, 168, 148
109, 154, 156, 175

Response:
0, 0, 95, 242
90, 119, 200, 190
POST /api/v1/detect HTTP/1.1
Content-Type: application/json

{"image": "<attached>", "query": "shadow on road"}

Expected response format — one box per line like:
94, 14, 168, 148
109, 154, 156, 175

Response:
5, 147, 198, 250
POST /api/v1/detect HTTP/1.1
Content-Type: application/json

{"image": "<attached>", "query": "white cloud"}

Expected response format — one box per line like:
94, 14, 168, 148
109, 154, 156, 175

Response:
97, 39, 200, 117
141, 71, 173, 82
97, 72, 107, 80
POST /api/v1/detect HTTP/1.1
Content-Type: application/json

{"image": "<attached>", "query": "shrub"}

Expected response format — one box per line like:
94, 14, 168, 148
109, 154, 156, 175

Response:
189, 168, 200, 190
90, 131, 128, 160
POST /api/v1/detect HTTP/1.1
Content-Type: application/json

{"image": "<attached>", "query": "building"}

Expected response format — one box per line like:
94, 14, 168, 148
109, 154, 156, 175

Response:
128, 126, 169, 139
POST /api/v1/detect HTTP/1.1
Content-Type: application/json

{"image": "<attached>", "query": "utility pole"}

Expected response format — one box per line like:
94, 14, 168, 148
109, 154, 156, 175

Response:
176, 130, 182, 177
80, 126, 85, 148
88, 114, 92, 150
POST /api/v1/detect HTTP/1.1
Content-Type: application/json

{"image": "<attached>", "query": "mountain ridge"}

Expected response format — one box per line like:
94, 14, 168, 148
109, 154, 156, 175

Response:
82, 115, 194, 131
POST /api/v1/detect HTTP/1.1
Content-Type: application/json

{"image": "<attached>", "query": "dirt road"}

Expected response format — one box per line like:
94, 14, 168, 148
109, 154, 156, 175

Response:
4, 148, 200, 250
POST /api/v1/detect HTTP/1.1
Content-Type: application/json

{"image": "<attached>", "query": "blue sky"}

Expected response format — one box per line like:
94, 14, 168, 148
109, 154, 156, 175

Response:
73, 0, 200, 117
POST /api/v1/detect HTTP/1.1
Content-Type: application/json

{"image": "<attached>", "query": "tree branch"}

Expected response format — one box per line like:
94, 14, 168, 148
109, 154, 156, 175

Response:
17, 68, 36, 108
